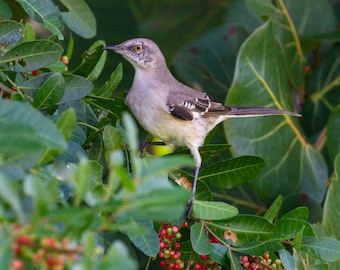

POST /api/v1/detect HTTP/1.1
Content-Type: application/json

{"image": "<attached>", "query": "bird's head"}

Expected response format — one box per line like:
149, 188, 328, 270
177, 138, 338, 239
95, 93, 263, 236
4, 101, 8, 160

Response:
103, 38, 166, 72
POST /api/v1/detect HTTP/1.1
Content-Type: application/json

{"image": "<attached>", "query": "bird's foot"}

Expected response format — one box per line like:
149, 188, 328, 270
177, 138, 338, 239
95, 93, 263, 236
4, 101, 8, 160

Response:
139, 141, 167, 158
186, 197, 194, 220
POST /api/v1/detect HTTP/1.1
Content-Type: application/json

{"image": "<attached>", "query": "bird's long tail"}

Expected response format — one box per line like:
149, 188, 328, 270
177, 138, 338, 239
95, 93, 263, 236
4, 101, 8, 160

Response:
226, 106, 301, 117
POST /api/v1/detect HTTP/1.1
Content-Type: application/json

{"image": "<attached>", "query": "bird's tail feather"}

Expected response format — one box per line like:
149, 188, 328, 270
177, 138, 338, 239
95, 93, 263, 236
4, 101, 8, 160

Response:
226, 106, 301, 117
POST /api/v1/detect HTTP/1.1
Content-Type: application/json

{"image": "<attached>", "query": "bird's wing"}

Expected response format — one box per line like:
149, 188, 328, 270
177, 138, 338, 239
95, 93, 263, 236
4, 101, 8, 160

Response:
167, 87, 230, 121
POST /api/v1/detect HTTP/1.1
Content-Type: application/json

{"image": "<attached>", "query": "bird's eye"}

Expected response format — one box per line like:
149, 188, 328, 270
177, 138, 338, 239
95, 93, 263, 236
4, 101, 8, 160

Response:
134, 44, 143, 52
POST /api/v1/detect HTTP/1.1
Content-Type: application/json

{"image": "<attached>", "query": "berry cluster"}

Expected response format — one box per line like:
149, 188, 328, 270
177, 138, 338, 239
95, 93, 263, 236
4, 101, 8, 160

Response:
158, 223, 222, 270
240, 253, 284, 270
158, 223, 185, 269
190, 254, 222, 270
10, 224, 81, 270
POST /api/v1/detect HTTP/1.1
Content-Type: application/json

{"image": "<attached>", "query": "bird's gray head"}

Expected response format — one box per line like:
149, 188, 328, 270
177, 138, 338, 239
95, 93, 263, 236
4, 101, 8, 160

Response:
103, 38, 166, 71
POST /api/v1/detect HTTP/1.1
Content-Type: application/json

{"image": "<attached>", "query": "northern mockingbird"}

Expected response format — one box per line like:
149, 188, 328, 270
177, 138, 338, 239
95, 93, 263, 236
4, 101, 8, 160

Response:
104, 38, 300, 215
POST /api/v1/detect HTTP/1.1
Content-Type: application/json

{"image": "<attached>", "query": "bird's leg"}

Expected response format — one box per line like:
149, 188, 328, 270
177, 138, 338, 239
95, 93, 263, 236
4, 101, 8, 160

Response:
139, 141, 166, 158
186, 165, 200, 219
187, 148, 202, 219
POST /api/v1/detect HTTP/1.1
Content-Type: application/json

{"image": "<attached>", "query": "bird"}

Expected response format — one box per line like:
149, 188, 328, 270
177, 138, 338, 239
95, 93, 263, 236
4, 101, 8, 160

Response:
103, 38, 300, 217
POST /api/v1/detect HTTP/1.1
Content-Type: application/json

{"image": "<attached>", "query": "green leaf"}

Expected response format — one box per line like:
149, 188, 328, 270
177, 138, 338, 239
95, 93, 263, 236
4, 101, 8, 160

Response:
225, 20, 328, 203
282, 206, 309, 220
199, 156, 265, 189
16, 0, 64, 39
0, 40, 63, 72
103, 125, 124, 153
212, 215, 275, 246
23, 23, 35, 41
273, 218, 315, 240
327, 106, 340, 161
33, 72, 65, 109
0, 20, 23, 51
209, 244, 228, 266
122, 218, 159, 257
72, 158, 91, 207
0, 100, 66, 166
263, 195, 283, 223
57, 73, 94, 104
302, 46, 340, 137
59, 0, 96, 39
322, 153, 340, 240
56, 108, 76, 142
72, 42, 104, 81
123, 186, 191, 221
99, 241, 137, 269
92, 63, 123, 97
192, 200, 238, 220
0, 174, 25, 223
0, 1, 11, 20
279, 249, 296, 270
190, 222, 213, 255
173, 24, 248, 101
141, 155, 194, 181
302, 237, 340, 262
227, 248, 244, 270
233, 239, 283, 256
23, 174, 57, 219
0, 238, 11, 269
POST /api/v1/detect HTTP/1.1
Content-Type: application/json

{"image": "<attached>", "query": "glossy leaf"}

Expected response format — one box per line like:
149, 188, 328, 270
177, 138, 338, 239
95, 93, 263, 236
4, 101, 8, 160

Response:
92, 63, 123, 97
16, 0, 64, 39
279, 249, 296, 270
190, 222, 213, 255
0, 20, 23, 51
225, 20, 328, 203
327, 106, 340, 161
123, 218, 159, 257
59, 0, 96, 39
57, 74, 94, 104
33, 72, 65, 109
173, 24, 248, 101
273, 218, 315, 239
263, 195, 283, 223
0, 1, 11, 20
0, 100, 66, 164
211, 215, 275, 246
0, 40, 63, 72
56, 108, 76, 142
233, 239, 283, 256
100, 241, 137, 269
302, 237, 340, 262
192, 200, 238, 220
322, 153, 340, 240
103, 125, 124, 153
302, 46, 340, 136
282, 206, 309, 220
199, 156, 265, 189
72, 42, 104, 80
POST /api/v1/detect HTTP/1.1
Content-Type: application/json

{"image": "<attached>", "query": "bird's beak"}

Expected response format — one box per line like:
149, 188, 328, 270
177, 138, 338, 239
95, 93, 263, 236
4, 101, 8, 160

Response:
103, 45, 123, 52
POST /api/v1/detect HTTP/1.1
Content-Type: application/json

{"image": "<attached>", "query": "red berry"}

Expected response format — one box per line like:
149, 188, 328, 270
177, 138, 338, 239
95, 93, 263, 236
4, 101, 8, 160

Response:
10, 259, 24, 269
174, 243, 181, 249
61, 55, 69, 65
263, 253, 270, 259
199, 254, 209, 260
18, 235, 31, 245
159, 251, 164, 258
172, 226, 179, 233
243, 261, 250, 268
32, 70, 39, 76
182, 222, 188, 229
194, 263, 202, 269
11, 87, 17, 92
170, 250, 175, 257
160, 260, 166, 267
160, 229, 167, 236
163, 224, 170, 229
242, 256, 249, 263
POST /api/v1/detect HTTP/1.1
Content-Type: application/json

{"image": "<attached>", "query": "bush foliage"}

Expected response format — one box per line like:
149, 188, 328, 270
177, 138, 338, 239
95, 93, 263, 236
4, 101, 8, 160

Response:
1, 0, 340, 269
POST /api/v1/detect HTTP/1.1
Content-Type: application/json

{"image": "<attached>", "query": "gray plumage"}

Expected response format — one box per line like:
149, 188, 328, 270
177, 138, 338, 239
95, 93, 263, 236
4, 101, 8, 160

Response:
104, 38, 300, 216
